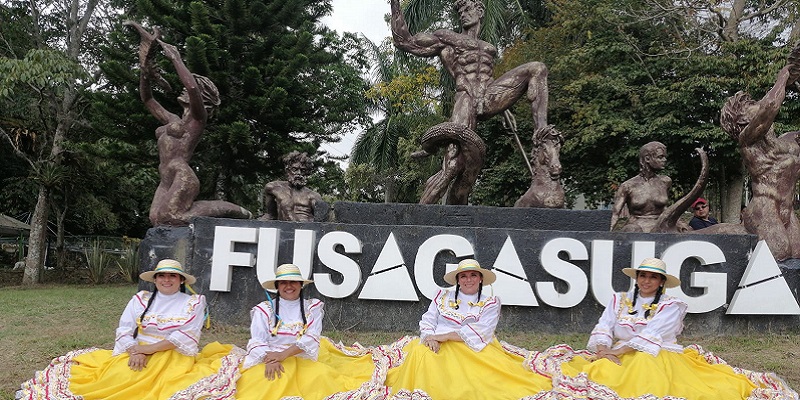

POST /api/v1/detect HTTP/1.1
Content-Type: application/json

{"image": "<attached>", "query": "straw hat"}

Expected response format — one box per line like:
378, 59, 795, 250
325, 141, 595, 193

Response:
622, 257, 680, 288
443, 258, 497, 286
261, 263, 314, 290
139, 259, 196, 285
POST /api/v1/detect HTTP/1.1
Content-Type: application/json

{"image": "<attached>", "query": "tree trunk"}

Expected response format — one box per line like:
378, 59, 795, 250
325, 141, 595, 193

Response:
790, 16, 800, 43
384, 175, 396, 203
721, 165, 745, 223
722, 0, 746, 41
55, 203, 67, 270
23, 187, 50, 284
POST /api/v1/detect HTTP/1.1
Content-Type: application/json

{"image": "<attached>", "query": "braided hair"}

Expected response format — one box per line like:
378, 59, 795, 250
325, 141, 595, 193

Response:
452, 274, 485, 310
134, 274, 187, 338
628, 284, 639, 315
453, 283, 461, 309
271, 286, 308, 336
133, 290, 157, 339
629, 272, 666, 318
645, 286, 665, 319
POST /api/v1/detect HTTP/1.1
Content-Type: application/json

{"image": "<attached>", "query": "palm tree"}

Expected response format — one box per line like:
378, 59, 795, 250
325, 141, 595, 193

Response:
350, 36, 439, 202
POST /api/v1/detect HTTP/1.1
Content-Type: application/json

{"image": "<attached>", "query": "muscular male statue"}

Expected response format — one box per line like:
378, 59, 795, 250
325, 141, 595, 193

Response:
390, 0, 549, 131
391, 0, 551, 204
720, 45, 800, 260
259, 151, 322, 222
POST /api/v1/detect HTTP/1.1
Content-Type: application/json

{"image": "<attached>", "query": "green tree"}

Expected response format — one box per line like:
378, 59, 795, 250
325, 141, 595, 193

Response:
481, 0, 800, 216
0, 0, 107, 284
350, 37, 440, 202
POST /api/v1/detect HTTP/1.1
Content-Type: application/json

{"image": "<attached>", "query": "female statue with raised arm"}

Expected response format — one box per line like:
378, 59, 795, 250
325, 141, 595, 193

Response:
127, 22, 251, 226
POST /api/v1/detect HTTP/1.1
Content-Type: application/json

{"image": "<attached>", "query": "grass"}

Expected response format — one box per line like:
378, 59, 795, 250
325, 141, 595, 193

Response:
1, 285, 798, 400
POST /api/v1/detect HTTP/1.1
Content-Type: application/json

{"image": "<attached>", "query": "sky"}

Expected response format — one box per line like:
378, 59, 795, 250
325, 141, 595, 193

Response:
320, 0, 392, 165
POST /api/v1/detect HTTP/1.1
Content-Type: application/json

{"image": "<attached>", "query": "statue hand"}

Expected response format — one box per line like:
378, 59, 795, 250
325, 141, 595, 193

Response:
157, 40, 181, 60
502, 110, 517, 133
411, 150, 430, 159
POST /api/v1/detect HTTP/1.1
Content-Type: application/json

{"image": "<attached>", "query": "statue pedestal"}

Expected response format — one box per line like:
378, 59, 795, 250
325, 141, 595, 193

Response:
138, 202, 800, 334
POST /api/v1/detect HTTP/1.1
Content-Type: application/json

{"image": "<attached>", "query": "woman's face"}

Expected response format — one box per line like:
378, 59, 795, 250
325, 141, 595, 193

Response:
646, 148, 667, 171
457, 270, 483, 295
636, 271, 666, 298
277, 280, 302, 301
155, 273, 183, 295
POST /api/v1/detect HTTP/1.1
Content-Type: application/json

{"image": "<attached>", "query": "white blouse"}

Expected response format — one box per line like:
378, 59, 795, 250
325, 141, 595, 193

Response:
419, 289, 501, 352
587, 290, 688, 356
243, 297, 324, 369
113, 290, 206, 356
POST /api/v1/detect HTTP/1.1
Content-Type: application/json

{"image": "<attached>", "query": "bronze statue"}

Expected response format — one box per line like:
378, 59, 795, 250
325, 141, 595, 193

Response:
514, 125, 565, 208
259, 151, 322, 222
127, 22, 252, 226
720, 45, 800, 260
610, 141, 709, 233
391, 0, 551, 204
610, 142, 671, 232
412, 122, 486, 205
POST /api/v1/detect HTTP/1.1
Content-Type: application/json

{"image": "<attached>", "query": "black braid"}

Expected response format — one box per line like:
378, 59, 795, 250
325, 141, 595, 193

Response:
299, 288, 307, 325
477, 282, 483, 300
272, 294, 281, 336
646, 286, 665, 319
453, 283, 460, 309
180, 282, 186, 293
133, 289, 158, 339
629, 284, 639, 315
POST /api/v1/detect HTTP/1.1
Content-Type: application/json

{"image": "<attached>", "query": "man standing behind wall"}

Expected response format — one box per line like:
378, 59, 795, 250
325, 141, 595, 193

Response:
689, 197, 718, 230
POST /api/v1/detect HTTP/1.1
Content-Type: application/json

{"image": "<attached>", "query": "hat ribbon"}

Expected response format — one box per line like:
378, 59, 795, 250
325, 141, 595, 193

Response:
154, 265, 185, 274
275, 271, 304, 280
637, 263, 668, 275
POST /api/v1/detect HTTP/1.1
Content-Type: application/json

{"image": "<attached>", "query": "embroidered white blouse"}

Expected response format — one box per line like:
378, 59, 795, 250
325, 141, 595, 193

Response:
243, 297, 324, 369
587, 290, 688, 356
113, 290, 206, 357
419, 289, 501, 352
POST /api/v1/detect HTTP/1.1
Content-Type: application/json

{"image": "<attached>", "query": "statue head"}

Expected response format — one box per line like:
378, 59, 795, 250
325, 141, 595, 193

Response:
283, 151, 314, 188
531, 125, 564, 179
455, 0, 484, 28
720, 91, 755, 141
177, 74, 221, 111
639, 141, 667, 174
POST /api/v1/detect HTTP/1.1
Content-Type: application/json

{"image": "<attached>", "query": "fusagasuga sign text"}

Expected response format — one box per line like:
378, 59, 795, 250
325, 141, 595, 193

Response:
206, 224, 800, 316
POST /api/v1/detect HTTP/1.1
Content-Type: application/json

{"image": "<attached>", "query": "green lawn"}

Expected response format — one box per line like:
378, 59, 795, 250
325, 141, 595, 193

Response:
1, 284, 797, 400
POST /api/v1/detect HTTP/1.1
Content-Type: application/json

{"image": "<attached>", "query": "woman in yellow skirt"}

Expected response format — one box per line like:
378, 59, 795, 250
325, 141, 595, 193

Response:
549, 257, 798, 399
380, 259, 554, 399
234, 263, 381, 399
18, 259, 239, 400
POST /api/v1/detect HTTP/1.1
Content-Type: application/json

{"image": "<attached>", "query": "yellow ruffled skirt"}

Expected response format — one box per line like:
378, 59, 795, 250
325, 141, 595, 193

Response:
20, 342, 238, 400
235, 338, 380, 400
382, 337, 553, 399
553, 344, 796, 400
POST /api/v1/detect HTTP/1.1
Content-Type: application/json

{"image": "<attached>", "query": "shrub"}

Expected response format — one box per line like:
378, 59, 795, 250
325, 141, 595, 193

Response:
117, 237, 141, 283
84, 239, 111, 284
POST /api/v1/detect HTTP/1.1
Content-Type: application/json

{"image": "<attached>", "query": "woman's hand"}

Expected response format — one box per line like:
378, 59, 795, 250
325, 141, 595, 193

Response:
127, 344, 153, 355
264, 360, 284, 380
263, 351, 288, 364
423, 337, 441, 353
128, 353, 148, 371
593, 345, 630, 365
263, 352, 286, 380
